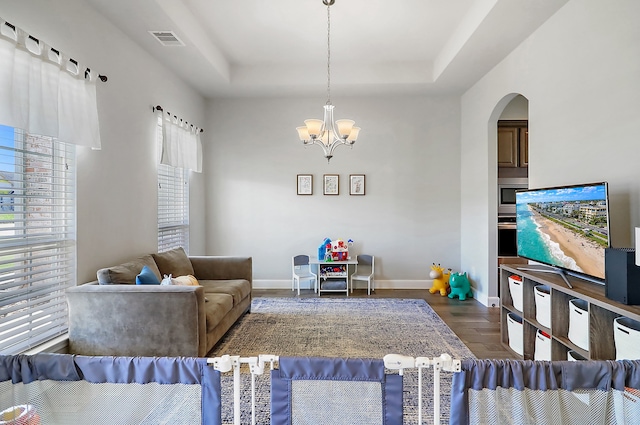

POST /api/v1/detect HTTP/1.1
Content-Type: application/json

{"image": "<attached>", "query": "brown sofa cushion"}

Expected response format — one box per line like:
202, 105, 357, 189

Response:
203, 293, 234, 333
199, 279, 251, 305
97, 255, 162, 285
152, 247, 195, 277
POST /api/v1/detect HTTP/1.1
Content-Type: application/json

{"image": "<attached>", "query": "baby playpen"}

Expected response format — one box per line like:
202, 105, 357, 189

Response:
0, 352, 638, 424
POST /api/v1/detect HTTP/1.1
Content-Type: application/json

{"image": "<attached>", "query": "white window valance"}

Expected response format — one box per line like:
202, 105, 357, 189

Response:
158, 111, 203, 173
0, 19, 101, 149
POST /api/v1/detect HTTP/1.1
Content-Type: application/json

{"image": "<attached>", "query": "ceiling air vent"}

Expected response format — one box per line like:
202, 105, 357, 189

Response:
149, 31, 185, 47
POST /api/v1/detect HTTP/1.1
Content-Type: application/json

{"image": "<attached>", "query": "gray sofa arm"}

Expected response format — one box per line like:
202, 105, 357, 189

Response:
66, 283, 206, 357
189, 256, 252, 283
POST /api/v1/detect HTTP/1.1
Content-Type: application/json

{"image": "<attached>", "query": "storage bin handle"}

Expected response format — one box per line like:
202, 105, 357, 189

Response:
616, 327, 630, 335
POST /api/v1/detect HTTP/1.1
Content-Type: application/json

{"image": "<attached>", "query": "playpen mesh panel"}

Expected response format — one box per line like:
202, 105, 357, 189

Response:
0, 379, 202, 424
290, 380, 383, 425
467, 387, 640, 425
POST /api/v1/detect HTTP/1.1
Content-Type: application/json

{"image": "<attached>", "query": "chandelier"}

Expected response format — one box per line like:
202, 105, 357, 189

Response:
296, 0, 360, 163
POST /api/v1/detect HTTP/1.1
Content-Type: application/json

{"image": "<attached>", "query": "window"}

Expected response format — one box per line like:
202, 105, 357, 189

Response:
0, 125, 76, 354
157, 119, 189, 253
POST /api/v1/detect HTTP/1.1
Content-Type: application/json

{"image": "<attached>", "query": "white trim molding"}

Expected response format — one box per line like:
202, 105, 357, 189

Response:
253, 279, 433, 290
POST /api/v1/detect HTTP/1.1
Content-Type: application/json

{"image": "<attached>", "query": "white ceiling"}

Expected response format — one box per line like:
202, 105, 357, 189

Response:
86, 0, 569, 98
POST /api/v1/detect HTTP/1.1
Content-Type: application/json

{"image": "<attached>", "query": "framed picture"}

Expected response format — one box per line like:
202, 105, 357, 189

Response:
323, 174, 339, 195
349, 174, 365, 195
297, 174, 313, 195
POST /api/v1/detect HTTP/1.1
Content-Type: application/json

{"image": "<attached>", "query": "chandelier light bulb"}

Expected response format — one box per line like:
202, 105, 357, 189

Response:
346, 127, 360, 142
296, 126, 310, 141
335, 119, 355, 138
303, 119, 323, 138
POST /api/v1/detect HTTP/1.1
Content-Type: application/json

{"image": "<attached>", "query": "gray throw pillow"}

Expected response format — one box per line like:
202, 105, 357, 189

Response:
152, 247, 195, 277
97, 255, 162, 284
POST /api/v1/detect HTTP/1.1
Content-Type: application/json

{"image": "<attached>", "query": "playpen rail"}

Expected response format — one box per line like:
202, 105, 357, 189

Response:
207, 353, 460, 425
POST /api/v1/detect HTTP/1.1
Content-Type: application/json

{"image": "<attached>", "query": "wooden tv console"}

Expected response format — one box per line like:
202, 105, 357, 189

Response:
500, 264, 640, 360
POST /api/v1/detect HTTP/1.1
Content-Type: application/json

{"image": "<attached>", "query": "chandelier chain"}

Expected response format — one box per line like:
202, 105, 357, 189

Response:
326, 2, 331, 105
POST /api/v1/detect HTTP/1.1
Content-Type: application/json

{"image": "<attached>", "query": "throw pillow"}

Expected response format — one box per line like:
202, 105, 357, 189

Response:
152, 247, 195, 277
136, 265, 161, 285
160, 274, 207, 301
172, 275, 199, 286
97, 255, 162, 285
160, 274, 199, 286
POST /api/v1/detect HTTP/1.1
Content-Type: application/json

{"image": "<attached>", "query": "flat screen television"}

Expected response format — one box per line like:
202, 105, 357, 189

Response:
516, 182, 610, 286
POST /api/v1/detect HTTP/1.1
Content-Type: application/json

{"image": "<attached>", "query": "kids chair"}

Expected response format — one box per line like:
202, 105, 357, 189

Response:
292, 254, 317, 295
350, 254, 375, 295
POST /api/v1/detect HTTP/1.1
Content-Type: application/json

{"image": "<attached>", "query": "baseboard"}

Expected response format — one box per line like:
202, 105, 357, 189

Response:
469, 288, 500, 308
486, 297, 500, 308
253, 280, 301, 290
253, 279, 432, 290
373, 280, 430, 290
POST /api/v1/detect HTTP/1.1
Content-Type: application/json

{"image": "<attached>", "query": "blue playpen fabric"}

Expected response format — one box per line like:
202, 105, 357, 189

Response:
0, 353, 222, 425
271, 356, 403, 425
450, 359, 640, 425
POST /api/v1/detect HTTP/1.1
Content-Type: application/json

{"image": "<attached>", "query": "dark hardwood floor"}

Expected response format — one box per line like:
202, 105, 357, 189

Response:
252, 288, 517, 360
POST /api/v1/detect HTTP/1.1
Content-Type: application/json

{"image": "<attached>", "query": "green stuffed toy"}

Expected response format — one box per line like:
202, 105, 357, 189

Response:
448, 272, 473, 301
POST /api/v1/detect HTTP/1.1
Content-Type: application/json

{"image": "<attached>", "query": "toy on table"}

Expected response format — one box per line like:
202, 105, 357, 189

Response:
318, 238, 332, 260
331, 239, 349, 261
428, 263, 451, 296
318, 237, 354, 261
448, 272, 473, 301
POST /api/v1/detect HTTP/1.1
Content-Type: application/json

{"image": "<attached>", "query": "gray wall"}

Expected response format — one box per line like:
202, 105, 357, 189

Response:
1, 0, 208, 284
460, 0, 640, 306
204, 95, 462, 288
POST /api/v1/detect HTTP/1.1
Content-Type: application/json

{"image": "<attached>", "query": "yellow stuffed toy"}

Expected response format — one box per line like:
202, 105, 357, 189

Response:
428, 263, 451, 296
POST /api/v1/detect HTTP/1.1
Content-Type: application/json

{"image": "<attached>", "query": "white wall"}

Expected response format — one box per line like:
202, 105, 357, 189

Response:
500, 95, 528, 121
460, 0, 640, 305
1, 0, 207, 284
204, 95, 461, 288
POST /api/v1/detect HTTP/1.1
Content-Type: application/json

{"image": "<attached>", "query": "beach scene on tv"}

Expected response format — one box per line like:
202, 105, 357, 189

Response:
516, 184, 609, 280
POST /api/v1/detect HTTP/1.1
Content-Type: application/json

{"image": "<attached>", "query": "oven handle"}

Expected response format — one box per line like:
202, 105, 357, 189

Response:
498, 224, 517, 229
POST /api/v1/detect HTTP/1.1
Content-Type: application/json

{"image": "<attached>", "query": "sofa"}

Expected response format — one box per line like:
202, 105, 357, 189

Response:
66, 248, 252, 357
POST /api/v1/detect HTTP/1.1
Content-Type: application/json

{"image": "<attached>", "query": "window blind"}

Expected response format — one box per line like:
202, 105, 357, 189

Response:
0, 125, 76, 354
157, 119, 189, 253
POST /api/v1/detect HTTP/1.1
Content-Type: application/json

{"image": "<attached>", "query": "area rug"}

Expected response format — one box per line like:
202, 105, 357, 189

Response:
210, 297, 476, 424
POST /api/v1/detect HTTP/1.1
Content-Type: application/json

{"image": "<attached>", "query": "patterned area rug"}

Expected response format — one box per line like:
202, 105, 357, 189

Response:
210, 297, 476, 424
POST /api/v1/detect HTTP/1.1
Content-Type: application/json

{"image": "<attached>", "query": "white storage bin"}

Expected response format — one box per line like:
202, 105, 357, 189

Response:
567, 350, 587, 361
568, 299, 589, 351
614, 317, 640, 360
507, 312, 524, 356
534, 285, 551, 328
567, 350, 591, 405
534, 329, 552, 361
508, 275, 523, 312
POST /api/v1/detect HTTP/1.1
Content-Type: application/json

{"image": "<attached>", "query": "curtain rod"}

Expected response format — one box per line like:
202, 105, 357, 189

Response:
3, 21, 107, 82
153, 105, 204, 133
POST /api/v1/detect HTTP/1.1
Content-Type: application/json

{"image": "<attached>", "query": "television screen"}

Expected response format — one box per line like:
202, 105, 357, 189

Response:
516, 182, 610, 281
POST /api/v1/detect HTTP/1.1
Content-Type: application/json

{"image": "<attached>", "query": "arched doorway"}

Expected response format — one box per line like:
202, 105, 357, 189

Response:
488, 94, 529, 302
